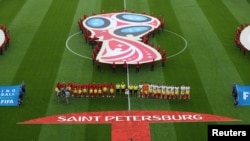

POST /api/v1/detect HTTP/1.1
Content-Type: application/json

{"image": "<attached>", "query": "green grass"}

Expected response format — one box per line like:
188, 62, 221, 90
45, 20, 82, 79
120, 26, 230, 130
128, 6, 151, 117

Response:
0, 0, 250, 141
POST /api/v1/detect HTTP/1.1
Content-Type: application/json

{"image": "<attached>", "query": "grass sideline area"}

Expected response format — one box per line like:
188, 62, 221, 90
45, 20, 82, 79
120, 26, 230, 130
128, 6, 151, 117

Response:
0, 0, 250, 141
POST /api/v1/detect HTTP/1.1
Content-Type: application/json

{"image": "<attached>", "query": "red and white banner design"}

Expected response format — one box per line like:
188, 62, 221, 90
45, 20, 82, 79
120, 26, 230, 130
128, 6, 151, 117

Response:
240, 25, 250, 51
83, 12, 162, 64
19, 110, 238, 141
18, 110, 239, 124
0, 29, 5, 47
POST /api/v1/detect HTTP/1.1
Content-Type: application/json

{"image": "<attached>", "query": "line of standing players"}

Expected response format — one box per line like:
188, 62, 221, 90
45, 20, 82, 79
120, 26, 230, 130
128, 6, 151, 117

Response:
55, 82, 116, 98
55, 82, 190, 100
137, 83, 190, 100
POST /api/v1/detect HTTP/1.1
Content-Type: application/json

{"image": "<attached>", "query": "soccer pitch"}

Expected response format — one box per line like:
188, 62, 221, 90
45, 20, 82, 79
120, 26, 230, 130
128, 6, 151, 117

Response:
0, 0, 250, 141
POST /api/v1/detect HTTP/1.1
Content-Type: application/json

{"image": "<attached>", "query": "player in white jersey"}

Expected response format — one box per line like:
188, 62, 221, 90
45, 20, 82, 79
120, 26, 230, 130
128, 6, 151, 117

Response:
170, 85, 175, 99
156, 84, 162, 99
161, 85, 166, 99
165, 85, 171, 100
152, 84, 158, 98
148, 83, 153, 98
185, 86, 190, 100
180, 85, 186, 100
174, 85, 179, 99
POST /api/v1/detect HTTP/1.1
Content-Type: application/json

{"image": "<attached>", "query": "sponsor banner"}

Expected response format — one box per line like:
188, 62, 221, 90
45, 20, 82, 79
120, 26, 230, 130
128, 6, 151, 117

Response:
208, 125, 250, 141
236, 85, 250, 106
0, 85, 20, 106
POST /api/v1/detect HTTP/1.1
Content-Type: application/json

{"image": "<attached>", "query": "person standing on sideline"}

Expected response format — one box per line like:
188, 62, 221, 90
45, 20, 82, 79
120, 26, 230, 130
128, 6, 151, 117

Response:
156, 45, 161, 52
123, 61, 127, 73
92, 54, 96, 66
112, 62, 116, 73
161, 56, 166, 67
96, 60, 102, 71
232, 83, 237, 99
161, 50, 167, 58
136, 62, 140, 73
18, 88, 24, 106
150, 59, 155, 71
21, 81, 26, 97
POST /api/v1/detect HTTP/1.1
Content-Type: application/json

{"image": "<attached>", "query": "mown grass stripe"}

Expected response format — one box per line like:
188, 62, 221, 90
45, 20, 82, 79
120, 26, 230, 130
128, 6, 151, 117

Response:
147, 0, 181, 140
101, 0, 123, 12
222, 0, 250, 23
87, 8, 130, 141
82, 0, 102, 15
196, 0, 250, 126
0, 0, 50, 140
125, 0, 166, 87
7, 0, 80, 141
0, 1, 52, 140
0, 0, 53, 85
39, 1, 115, 141
168, 0, 226, 140
170, 0, 237, 110
125, 0, 150, 13
0, 0, 27, 25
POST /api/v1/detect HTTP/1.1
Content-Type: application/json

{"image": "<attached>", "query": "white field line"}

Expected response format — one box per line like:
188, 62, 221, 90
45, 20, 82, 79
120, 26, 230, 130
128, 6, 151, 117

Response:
66, 31, 91, 60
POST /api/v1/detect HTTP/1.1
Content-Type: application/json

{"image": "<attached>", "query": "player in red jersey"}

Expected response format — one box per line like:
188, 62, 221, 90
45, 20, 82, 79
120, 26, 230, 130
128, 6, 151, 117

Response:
97, 83, 103, 97
109, 83, 115, 98
161, 56, 166, 67
150, 59, 155, 71
135, 62, 140, 73
112, 62, 116, 73
102, 82, 108, 97
81, 84, 87, 98
123, 61, 127, 73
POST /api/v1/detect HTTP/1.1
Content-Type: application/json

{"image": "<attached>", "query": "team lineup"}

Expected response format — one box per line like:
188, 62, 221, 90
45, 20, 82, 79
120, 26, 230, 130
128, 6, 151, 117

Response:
55, 81, 190, 102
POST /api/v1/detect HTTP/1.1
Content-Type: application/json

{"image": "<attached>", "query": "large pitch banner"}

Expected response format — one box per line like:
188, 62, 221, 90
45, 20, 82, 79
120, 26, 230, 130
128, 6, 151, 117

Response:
0, 85, 20, 106
236, 85, 250, 106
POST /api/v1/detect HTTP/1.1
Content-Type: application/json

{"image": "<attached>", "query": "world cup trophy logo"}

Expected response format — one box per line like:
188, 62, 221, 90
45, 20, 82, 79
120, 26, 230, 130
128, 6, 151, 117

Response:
82, 12, 162, 64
